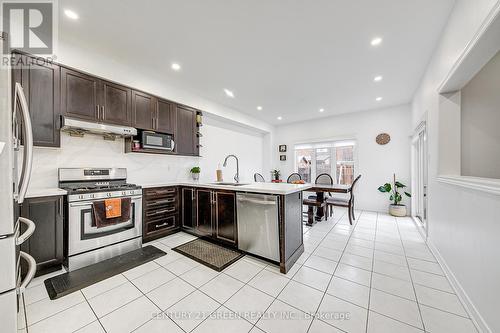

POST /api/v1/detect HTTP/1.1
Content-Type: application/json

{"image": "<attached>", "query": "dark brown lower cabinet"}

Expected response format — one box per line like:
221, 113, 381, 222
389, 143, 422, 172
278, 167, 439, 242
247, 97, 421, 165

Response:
20, 196, 64, 276
143, 187, 179, 242
181, 188, 237, 246
181, 187, 196, 230
214, 191, 237, 245
195, 189, 213, 236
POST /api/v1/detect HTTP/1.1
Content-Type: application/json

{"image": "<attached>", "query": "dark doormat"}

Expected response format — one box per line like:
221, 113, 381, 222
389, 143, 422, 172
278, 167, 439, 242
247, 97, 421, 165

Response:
44, 245, 166, 300
172, 238, 244, 272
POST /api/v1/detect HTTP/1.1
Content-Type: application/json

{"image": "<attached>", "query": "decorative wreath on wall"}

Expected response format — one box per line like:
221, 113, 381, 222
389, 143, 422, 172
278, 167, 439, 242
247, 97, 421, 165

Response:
376, 133, 391, 145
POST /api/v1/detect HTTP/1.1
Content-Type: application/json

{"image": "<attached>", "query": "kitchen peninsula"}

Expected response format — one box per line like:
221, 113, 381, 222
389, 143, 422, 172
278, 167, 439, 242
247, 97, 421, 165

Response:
141, 181, 312, 273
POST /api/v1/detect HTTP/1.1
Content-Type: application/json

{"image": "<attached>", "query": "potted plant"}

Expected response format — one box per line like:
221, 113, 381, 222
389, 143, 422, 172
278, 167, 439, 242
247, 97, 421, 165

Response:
271, 169, 281, 182
378, 174, 411, 217
190, 166, 201, 181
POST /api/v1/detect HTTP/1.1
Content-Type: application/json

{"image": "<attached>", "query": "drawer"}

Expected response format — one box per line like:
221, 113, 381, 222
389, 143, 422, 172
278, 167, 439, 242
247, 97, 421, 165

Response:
145, 197, 176, 207
145, 205, 177, 220
145, 215, 176, 234
144, 187, 177, 198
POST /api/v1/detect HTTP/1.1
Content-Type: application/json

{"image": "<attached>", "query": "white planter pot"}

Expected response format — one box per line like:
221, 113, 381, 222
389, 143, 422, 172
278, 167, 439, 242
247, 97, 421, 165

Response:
389, 204, 407, 217
192, 173, 200, 181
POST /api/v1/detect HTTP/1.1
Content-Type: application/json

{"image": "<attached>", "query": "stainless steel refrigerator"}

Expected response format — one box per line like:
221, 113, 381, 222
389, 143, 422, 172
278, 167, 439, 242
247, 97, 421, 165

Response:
0, 33, 37, 332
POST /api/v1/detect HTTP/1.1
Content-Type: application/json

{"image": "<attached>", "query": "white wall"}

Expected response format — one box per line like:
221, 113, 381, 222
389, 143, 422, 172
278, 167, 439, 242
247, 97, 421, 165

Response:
26, 38, 269, 191
461, 51, 500, 179
29, 117, 264, 189
272, 105, 412, 213
411, 1, 500, 331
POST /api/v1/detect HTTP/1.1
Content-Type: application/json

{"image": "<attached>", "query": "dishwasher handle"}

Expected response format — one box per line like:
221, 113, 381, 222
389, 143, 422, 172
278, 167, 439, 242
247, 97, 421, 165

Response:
236, 197, 277, 205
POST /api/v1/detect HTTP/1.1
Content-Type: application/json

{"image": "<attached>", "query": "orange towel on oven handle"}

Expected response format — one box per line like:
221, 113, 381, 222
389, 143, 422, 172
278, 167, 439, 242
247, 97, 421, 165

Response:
105, 198, 122, 219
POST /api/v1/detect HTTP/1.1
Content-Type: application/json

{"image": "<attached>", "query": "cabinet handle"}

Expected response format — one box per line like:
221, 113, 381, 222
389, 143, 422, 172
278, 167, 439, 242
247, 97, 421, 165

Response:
96, 105, 99, 120
155, 222, 168, 229
59, 197, 63, 217
101, 105, 105, 120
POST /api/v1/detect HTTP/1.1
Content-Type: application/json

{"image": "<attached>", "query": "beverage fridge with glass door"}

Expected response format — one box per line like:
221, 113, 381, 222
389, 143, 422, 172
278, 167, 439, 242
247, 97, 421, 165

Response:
0, 33, 37, 332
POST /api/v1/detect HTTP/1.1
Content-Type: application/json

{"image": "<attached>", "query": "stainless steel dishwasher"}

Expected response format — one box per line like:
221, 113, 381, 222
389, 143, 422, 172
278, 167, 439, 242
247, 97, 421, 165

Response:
236, 193, 280, 262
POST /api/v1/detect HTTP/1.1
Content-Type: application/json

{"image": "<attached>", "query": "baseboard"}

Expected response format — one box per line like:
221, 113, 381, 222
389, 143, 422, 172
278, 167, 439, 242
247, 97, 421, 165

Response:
409, 218, 491, 333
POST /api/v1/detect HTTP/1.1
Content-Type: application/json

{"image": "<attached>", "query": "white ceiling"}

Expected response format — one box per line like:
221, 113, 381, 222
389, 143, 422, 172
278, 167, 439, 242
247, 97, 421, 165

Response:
58, 0, 455, 125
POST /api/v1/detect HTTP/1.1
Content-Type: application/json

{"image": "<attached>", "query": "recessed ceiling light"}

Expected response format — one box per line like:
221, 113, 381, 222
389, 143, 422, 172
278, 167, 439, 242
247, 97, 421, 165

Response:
376, 97, 383, 102
374, 75, 383, 82
319, 108, 325, 113
277, 116, 282, 120
64, 9, 79, 20
223, 89, 234, 98
171, 63, 181, 71
371, 37, 383, 46
257, 106, 263, 111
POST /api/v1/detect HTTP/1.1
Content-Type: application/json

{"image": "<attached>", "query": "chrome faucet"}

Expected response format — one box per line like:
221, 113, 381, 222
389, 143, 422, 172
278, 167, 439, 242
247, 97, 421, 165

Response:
223, 154, 239, 183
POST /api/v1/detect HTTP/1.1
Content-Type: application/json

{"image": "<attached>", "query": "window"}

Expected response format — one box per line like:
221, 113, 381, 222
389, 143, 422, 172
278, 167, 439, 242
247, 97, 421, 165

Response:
294, 140, 356, 184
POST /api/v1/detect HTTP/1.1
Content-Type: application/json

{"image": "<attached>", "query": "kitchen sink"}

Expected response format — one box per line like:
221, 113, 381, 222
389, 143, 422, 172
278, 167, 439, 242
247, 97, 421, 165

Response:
211, 182, 249, 186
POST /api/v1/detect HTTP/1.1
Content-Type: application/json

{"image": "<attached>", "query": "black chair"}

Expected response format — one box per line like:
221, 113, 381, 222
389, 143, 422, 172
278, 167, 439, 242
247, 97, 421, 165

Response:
307, 173, 334, 200
254, 173, 265, 182
287, 173, 302, 183
303, 173, 334, 222
326, 175, 362, 225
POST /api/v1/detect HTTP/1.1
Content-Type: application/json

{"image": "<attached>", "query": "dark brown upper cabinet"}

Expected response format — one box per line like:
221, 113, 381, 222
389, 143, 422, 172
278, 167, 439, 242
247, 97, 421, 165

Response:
100, 81, 132, 126
176, 105, 198, 155
132, 90, 156, 130
156, 99, 176, 134
62, 68, 131, 126
61, 68, 100, 122
12, 53, 61, 147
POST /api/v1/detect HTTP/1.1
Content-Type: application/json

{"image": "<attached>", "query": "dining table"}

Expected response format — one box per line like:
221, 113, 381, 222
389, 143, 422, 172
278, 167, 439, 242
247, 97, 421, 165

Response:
306, 183, 351, 222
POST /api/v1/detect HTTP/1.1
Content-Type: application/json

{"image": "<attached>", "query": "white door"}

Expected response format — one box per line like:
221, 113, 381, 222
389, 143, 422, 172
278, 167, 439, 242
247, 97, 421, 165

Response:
412, 123, 428, 232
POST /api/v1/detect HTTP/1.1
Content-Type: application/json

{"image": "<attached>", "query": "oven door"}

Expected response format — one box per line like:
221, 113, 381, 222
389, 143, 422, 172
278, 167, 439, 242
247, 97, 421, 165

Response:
68, 195, 142, 256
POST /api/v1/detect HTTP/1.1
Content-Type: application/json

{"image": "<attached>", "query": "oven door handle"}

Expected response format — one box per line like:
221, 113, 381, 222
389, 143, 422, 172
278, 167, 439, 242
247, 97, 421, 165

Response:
16, 217, 36, 245
18, 251, 36, 294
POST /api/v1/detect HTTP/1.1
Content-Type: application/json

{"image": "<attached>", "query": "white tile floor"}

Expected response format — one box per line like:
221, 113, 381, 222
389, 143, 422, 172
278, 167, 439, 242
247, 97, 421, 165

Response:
21, 209, 479, 333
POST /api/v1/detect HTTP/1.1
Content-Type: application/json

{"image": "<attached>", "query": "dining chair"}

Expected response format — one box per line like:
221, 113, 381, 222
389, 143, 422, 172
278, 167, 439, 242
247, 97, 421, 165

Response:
287, 173, 302, 183
254, 173, 265, 182
304, 173, 334, 221
326, 175, 361, 225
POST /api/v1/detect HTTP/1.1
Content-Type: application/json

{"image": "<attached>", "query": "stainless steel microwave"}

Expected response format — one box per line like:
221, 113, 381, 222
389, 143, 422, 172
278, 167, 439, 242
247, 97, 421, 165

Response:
141, 131, 175, 151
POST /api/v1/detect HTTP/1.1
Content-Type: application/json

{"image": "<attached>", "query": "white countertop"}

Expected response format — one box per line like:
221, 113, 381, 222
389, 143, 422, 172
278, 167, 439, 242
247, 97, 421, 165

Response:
140, 181, 312, 195
26, 188, 68, 198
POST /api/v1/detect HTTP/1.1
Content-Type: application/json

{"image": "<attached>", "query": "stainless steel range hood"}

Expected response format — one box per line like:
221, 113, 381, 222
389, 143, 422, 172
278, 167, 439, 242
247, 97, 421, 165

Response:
61, 117, 137, 140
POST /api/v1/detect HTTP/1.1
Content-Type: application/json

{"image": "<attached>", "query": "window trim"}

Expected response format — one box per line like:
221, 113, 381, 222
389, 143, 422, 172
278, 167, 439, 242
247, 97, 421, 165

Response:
294, 138, 357, 184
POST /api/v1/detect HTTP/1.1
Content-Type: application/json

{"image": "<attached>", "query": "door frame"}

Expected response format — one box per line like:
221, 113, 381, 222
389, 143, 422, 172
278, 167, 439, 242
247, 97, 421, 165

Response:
411, 119, 428, 238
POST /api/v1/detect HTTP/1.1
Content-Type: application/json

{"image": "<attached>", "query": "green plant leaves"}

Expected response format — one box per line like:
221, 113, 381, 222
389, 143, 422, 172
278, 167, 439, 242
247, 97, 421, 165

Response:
395, 181, 406, 188
378, 183, 392, 193
404, 191, 411, 197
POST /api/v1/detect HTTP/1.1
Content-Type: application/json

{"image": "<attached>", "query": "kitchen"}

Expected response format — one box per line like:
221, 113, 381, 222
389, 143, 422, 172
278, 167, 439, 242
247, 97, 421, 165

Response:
1, 1, 494, 333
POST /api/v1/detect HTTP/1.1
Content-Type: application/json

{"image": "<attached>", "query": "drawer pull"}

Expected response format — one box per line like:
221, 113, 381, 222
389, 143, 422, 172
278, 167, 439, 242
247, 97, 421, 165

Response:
149, 189, 176, 195
146, 208, 176, 216
148, 198, 175, 206
155, 222, 168, 228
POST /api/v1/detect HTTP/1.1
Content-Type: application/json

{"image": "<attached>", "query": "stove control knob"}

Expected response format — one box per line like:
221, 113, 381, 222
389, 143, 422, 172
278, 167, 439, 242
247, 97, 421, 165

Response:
122, 191, 126, 195
107, 193, 112, 197
79, 195, 84, 200
90, 194, 95, 198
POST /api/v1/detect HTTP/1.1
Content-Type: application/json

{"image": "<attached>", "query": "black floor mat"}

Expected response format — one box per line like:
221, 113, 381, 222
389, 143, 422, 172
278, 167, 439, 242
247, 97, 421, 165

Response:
44, 245, 166, 300
172, 238, 244, 272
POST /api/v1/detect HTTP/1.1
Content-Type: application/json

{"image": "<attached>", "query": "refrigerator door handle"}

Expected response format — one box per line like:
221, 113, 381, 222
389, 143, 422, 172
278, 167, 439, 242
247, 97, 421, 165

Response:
18, 252, 36, 294
16, 217, 36, 245
15, 83, 33, 204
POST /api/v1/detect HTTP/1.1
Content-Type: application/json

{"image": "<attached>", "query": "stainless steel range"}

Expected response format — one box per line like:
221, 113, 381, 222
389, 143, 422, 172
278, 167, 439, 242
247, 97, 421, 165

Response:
59, 168, 143, 271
